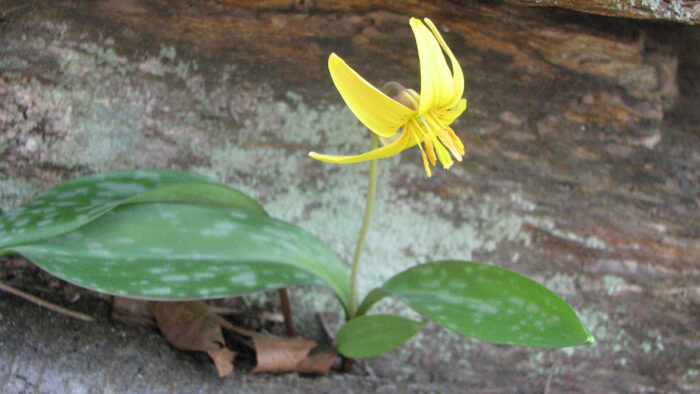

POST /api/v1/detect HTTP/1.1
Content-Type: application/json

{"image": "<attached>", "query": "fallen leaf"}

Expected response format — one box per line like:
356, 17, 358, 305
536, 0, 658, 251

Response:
151, 301, 336, 376
112, 297, 154, 327
294, 348, 339, 374
224, 317, 337, 375
248, 334, 316, 373
152, 301, 236, 377
223, 319, 336, 375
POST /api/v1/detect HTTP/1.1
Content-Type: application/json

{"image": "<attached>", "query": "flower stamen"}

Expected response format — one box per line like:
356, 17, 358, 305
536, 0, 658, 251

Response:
420, 126, 438, 166
446, 127, 465, 156
422, 113, 462, 164
409, 126, 433, 177
421, 150, 432, 177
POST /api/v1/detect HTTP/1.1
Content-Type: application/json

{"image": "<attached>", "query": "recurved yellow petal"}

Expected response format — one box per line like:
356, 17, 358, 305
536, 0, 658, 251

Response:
309, 132, 415, 164
423, 18, 464, 108
410, 18, 454, 114
328, 53, 415, 138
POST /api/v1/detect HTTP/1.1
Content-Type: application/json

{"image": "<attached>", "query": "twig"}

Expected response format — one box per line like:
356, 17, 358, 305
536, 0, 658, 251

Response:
0, 282, 94, 322
260, 311, 284, 323
318, 312, 335, 343
278, 288, 295, 337
207, 305, 245, 315
363, 362, 377, 379
544, 360, 559, 394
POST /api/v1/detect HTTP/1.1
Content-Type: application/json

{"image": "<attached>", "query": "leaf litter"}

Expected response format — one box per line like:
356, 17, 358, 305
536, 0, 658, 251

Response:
151, 301, 336, 377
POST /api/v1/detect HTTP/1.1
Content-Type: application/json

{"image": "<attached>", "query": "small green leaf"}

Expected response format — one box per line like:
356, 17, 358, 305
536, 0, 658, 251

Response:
360, 261, 594, 348
2, 203, 351, 313
336, 315, 425, 358
356, 287, 391, 316
0, 169, 265, 249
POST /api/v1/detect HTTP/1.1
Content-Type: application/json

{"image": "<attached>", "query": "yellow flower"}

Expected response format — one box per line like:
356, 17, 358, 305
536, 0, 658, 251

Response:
309, 17, 467, 177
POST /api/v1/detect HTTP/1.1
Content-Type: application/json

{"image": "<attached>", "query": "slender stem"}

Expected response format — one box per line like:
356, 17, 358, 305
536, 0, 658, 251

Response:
348, 134, 379, 318
277, 288, 295, 337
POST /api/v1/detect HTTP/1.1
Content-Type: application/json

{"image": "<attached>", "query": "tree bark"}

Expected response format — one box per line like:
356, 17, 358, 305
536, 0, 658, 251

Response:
1, 0, 698, 392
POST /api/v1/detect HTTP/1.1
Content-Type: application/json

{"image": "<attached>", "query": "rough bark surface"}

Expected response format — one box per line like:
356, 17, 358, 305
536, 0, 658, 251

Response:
505, 0, 700, 24
1, 0, 698, 392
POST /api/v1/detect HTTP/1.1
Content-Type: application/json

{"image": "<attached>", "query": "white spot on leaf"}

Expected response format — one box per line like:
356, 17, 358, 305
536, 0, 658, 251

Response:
229, 272, 257, 284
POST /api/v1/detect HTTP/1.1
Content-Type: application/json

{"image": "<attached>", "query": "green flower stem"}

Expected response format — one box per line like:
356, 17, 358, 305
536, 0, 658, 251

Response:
348, 133, 379, 318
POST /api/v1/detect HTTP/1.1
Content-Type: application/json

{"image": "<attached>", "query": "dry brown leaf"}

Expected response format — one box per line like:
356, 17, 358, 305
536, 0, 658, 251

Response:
151, 301, 337, 376
294, 348, 339, 374
151, 301, 236, 377
112, 297, 154, 326
225, 318, 336, 374
248, 334, 317, 373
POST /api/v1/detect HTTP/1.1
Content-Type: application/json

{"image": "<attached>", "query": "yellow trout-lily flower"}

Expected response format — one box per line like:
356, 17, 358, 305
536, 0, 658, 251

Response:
309, 17, 467, 177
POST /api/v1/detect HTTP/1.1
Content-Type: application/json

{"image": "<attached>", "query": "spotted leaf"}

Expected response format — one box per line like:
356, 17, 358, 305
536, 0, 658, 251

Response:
357, 261, 594, 348
0, 169, 265, 249
0, 170, 350, 313
2, 203, 350, 313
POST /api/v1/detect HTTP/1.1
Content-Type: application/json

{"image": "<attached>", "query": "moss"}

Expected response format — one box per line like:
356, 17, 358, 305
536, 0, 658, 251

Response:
0, 177, 38, 211
159, 45, 177, 61
602, 274, 625, 295
543, 273, 578, 297
585, 235, 608, 250
576, 307, 618, 354
683, 368, 699, 381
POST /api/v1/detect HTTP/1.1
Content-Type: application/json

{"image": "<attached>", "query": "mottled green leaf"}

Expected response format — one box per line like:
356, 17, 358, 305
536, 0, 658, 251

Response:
336, 315, 425, 358
0, 169, 265, 249
358, 261, 594, 348
2, 203, 351, 313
